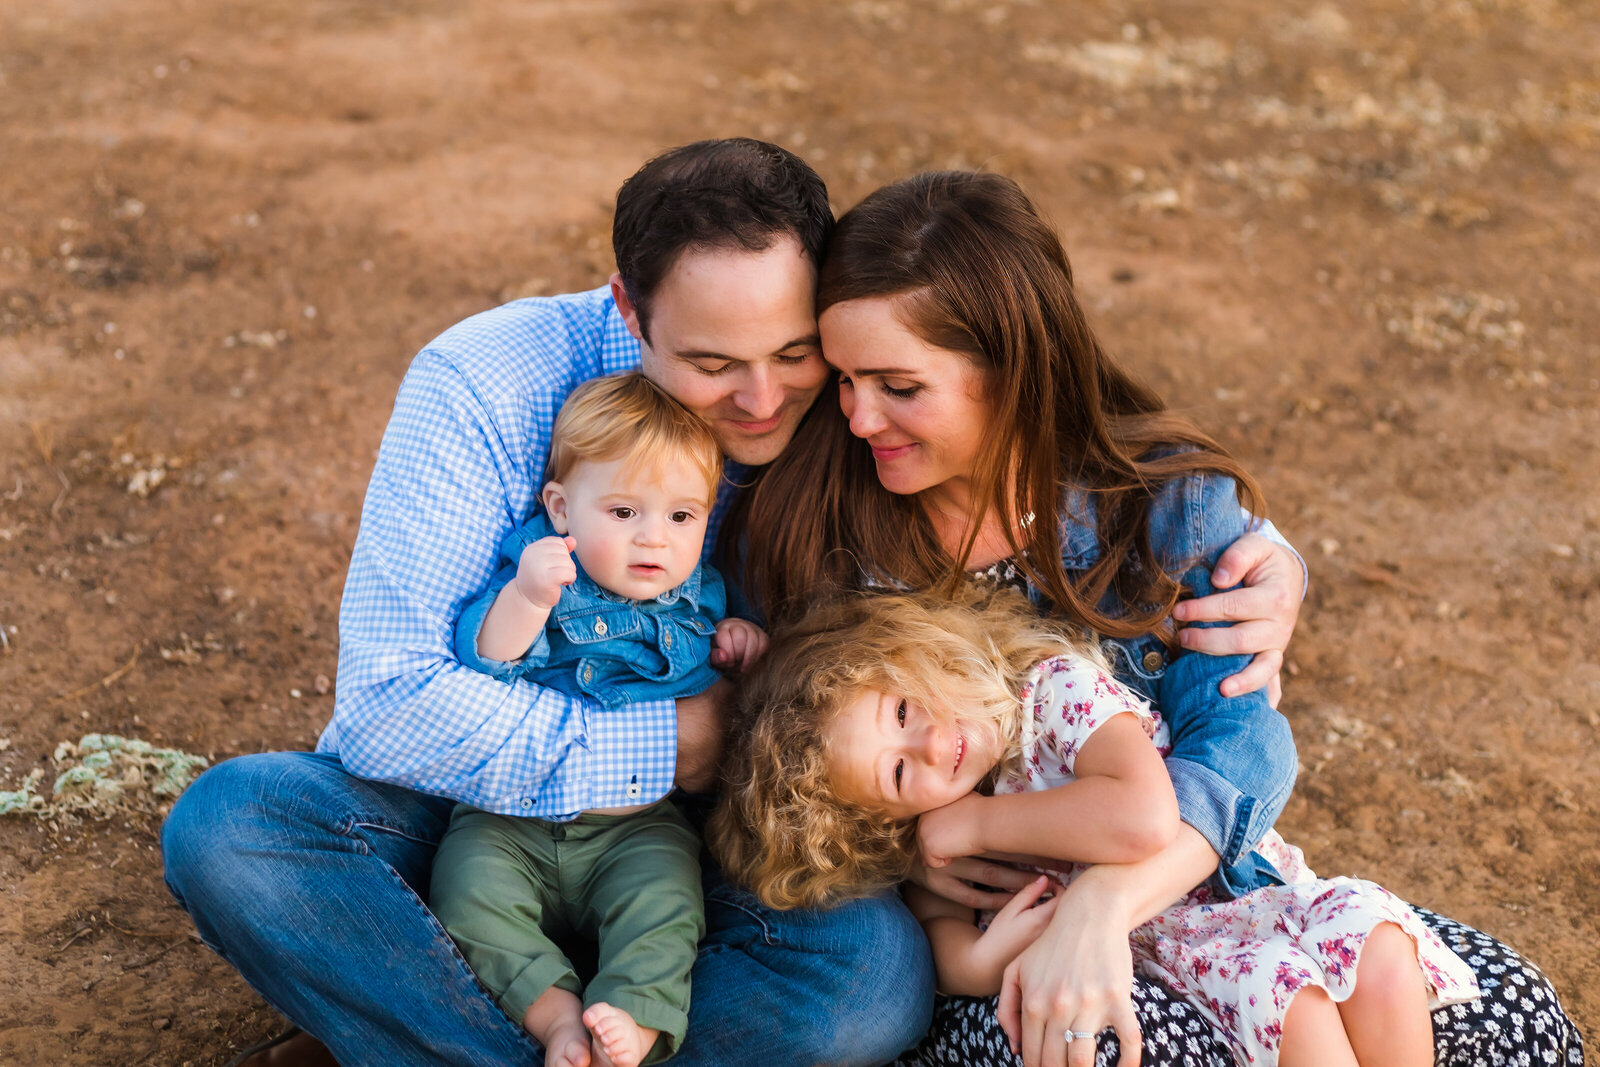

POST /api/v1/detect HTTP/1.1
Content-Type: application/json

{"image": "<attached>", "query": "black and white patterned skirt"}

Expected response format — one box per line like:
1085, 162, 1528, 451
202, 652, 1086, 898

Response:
894, 908, 1584, 1067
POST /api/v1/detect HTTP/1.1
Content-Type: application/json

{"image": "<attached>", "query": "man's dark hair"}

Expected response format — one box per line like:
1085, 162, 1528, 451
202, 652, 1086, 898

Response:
612, 138, 833, 340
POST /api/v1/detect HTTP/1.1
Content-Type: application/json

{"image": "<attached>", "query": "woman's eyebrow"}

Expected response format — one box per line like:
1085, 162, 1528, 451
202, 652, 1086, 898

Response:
850, 366, 916, 377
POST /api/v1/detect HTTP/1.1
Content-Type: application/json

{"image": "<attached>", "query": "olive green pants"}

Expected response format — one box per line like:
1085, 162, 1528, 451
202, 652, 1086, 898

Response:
429, 801, 703, 1063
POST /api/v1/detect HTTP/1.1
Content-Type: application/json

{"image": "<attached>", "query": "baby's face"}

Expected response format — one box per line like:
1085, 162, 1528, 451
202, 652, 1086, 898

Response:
826, 688, 1002, 821
545, 457, 713, 601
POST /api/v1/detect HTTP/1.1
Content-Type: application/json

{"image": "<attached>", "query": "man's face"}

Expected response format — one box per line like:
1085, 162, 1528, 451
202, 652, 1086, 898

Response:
615, 238, 828, 466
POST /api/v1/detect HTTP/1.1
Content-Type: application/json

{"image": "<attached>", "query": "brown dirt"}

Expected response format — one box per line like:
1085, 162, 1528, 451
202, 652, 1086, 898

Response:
2, 0, 1596, 1062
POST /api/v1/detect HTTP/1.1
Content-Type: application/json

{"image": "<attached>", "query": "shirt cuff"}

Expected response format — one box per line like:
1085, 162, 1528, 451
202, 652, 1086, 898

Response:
1165, 755, 1255, 869
574, 697, 679, 811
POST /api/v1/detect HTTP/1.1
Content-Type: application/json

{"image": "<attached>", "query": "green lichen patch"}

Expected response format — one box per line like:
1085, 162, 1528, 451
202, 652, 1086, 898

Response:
0, 734, 208, 819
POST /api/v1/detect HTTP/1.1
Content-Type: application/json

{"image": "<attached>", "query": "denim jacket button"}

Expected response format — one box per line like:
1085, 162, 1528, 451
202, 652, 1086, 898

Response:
582, 665, 594, 683
593, 619, 608, 637
663, 631, 672, 649
1142, 650, 1164, 672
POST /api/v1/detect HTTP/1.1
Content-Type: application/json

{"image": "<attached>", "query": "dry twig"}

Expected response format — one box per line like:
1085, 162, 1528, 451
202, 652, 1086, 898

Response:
49, 645, 141, 706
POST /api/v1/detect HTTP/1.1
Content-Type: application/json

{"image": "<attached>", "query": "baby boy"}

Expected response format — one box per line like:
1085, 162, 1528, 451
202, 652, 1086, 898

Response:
429, 372, 766, 1067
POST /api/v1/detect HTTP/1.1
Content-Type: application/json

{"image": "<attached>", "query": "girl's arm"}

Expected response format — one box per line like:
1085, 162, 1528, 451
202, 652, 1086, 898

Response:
916, 711, 1180, 870
906, 877, 1063, 997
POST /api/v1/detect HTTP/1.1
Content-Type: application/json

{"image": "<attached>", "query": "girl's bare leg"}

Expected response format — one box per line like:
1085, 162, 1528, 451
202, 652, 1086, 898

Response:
1338, 922, 1434, 1067
1280, 986, 1359, 1067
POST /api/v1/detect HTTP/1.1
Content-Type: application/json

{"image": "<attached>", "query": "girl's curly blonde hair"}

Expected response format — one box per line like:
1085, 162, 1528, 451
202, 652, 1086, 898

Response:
708, 584, 1098, 910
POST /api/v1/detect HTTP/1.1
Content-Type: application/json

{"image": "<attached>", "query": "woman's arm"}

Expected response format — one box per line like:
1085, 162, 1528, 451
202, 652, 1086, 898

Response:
916, 713, 1179, 869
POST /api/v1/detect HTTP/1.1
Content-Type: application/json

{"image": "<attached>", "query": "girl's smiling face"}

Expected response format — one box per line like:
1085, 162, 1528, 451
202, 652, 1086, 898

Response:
826, 688, 1004, 820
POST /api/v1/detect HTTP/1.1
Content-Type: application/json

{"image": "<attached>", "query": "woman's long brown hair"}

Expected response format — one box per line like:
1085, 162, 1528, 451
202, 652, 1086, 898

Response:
727, 171, 1264, 637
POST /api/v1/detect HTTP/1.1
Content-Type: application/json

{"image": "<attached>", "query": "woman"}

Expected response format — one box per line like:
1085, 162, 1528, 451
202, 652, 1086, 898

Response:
731, 171, 1583, 1067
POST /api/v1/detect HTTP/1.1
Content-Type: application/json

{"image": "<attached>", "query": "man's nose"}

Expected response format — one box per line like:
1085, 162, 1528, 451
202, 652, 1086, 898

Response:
733, 364, 782, 421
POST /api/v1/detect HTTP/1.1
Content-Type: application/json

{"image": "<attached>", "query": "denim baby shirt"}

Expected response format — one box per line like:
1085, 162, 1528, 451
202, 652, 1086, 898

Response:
454, 512, 726, 710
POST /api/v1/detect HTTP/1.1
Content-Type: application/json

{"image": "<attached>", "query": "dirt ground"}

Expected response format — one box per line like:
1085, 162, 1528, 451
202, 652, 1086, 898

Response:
1, 0, 1596, 1062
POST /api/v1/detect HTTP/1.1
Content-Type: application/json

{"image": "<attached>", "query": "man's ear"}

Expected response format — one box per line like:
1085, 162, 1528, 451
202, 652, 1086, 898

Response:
542, 483, 570, 534
609, 273, 646, 344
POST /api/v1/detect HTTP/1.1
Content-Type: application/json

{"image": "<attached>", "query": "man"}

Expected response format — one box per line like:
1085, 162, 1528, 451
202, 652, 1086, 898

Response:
163, 139, 1303, 1066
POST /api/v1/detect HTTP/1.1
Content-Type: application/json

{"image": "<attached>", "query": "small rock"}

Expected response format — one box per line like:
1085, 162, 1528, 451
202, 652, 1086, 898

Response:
153, 1017, 171, 1030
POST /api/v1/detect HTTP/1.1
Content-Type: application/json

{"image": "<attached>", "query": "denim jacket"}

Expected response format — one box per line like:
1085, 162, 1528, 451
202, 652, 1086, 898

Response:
1052, 472, 1299, 898
454, 513, 726, 710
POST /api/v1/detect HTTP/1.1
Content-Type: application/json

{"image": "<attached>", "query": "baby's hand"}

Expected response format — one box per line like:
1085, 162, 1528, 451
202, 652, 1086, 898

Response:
711, 618, 768, 673
514, 535, 577, 609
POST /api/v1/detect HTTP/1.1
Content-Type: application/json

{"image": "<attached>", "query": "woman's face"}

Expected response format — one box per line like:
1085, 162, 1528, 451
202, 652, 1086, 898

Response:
819, 296, 993, 499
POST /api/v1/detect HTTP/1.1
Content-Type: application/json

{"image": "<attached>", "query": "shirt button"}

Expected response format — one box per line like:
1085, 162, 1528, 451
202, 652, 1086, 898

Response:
594, 619, 608, 636
520, 798, 532, 809
1142, 650, 1164, 672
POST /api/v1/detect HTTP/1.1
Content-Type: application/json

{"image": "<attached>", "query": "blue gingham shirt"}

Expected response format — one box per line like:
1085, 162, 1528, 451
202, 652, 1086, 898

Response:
320, 285, 731, 819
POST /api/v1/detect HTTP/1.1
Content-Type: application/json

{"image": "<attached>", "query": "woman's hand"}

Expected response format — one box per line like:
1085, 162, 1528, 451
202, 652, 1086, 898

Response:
1171, 531, 1302, 706
996, 877, 1142, 1067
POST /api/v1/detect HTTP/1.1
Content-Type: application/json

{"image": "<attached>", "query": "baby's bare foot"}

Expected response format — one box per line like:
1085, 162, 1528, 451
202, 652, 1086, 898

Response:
582, 1002, 658, 1067
524, 987, 591, 1067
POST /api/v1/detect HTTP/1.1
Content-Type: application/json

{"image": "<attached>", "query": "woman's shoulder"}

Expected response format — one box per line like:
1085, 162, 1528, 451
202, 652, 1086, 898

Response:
1057, 466, 1248, 573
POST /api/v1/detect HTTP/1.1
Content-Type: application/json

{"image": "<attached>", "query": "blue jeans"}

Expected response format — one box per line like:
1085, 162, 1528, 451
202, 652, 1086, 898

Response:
161, 752, 935, 1066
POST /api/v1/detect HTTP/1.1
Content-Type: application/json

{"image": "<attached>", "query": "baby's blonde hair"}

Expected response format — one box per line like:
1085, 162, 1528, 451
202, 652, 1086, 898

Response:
708, 584, 1099, 910
547, 373, 722, 504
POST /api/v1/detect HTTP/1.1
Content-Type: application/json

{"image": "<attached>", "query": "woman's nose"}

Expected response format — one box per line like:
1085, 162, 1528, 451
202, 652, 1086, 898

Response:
847, 392, 886, 438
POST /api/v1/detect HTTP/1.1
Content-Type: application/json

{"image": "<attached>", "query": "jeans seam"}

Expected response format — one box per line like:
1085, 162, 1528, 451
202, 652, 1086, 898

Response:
707, 891, 776, 945
348, 819, 446, 847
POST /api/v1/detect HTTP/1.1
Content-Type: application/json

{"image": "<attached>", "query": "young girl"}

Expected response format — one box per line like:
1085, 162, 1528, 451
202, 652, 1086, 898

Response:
710, 588, 1480, 1067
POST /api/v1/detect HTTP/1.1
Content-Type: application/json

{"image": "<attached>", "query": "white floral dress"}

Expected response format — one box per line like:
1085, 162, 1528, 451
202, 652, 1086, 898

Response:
992, 654, 1481, 1067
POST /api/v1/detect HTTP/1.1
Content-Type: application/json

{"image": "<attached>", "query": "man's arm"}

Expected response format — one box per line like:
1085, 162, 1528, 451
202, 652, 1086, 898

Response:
327, 350, 679, 814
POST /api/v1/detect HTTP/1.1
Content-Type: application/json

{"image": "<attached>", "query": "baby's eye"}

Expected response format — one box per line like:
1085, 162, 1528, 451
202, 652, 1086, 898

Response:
609, 506, 635, 520
896, 699, 907, 727
894, 759, 904, 793
669, 510, 695, 525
